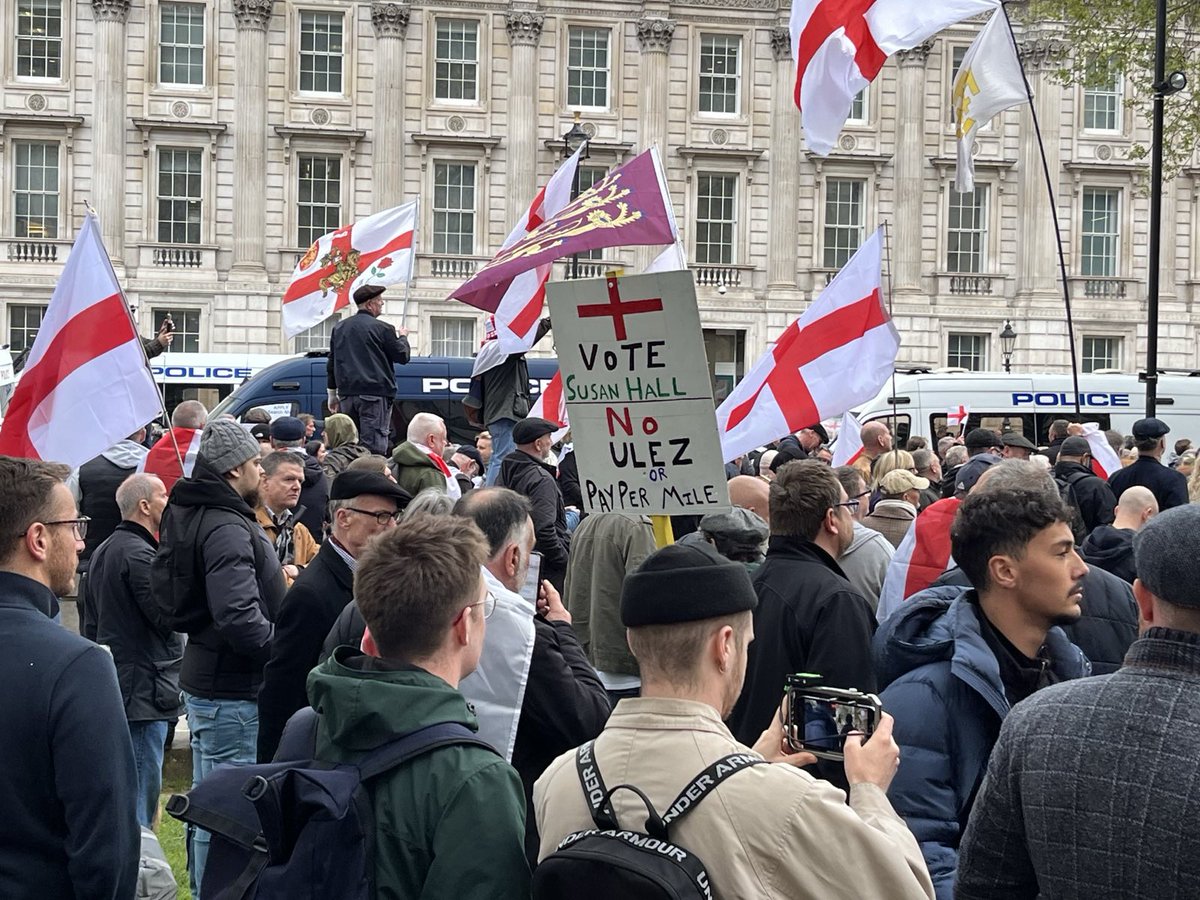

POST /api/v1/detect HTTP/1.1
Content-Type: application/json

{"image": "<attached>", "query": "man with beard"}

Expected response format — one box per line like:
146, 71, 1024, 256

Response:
0, 457, 139, 900
152, 419, 286, 895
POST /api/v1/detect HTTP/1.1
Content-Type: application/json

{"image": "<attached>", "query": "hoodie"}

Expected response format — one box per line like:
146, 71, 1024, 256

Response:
71, 439, 150, 567
306, 649, 530, 899
839, 521, 895, 612
1079, 524, 1136, 584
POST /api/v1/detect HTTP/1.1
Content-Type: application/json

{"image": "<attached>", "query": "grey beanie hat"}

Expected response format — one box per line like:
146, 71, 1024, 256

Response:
1134, 504, 1200, 608
199, 419, 262, 474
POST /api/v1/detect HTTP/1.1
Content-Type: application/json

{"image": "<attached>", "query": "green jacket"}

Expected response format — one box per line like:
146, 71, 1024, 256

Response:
389, 441, 448, 497
307, 649, 531, 900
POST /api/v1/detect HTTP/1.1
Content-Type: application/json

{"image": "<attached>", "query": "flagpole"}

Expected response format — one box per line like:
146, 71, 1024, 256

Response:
998, 7, 1082, 417
882, 221, 902, 447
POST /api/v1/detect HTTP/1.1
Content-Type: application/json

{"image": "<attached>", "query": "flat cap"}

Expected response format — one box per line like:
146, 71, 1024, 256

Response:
454, 445, 484, 469
1001, 432, 1038, 451
512, 417, 556, 444
801, 423, 830, 444
699, 507, 769, 546
1135, 505, 1200, 608
621, 541, 758, 627
354, 284, 386, 304
1133, 417, 1170, 440
329, 470, 412, 506
269, 416, 305, 442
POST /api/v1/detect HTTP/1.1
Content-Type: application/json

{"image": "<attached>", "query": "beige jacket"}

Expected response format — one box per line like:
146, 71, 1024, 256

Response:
533, 698, 934, 900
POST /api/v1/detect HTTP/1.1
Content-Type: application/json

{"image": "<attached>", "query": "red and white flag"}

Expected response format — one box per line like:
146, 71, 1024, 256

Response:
791, 0, 999, 156
876, 496, 961, 623
0, 214, 161, 466
281, 200, 417, 339
472, 147, 586, 377
947, 404, 970, 428
1082, 422, 1121, 479
716, 228, 898, 463
139, 426, 202, 492
831, 411, 864, 467
528, 371, 570, 443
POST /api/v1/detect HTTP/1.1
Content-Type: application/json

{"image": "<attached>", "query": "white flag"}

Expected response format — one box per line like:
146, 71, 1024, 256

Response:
952, 11, 1028, 193
831, 412, 864, 468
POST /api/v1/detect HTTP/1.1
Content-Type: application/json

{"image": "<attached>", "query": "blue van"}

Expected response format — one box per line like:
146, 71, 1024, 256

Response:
210, 351, 559, 444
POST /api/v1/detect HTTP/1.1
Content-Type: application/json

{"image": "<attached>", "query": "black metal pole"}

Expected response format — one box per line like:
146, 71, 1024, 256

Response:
1145, 0, 1168, 417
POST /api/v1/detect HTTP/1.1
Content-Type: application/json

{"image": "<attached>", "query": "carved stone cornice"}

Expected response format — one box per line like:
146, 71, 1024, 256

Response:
505, 10, 545, 46
371, 2, 411, 38
233, 0, 274, 32
636, 18, 676, 53
770, 26, 791, 62
1018, 33, 1068, 72
91, 0, 131, 23
895, 40, 933, 67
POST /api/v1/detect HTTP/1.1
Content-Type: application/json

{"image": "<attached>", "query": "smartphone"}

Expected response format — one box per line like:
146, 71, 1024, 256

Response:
162, 314, 175, 333
520, 551, 543, 604
783, 674, 883, 761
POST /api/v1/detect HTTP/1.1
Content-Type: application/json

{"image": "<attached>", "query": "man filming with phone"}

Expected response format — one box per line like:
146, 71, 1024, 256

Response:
534, 541, 934, 899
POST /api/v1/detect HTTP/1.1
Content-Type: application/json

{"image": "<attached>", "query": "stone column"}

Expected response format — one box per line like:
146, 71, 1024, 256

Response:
231, 0, 273, 273
371, 3, 410, 208
91, 0, 131, 261
767, 27, 800, 289
892, 42, 932, 293
505, 9, 544, 220
1161, 175, 1178, 298
635, 17, 675, 270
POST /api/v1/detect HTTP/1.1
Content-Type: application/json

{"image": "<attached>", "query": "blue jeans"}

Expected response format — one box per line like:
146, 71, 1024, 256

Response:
565, 508, 581, 533
486, 418, 516, 486
185, 693, 259, 896
129, 720, 169, 828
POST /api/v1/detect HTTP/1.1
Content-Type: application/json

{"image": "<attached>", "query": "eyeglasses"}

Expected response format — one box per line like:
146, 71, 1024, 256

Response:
345, 506, 402, 525
16, 516, 90, 541
852, 490, 871, 500
834, 500, 860, 513
468, 591, 497, 620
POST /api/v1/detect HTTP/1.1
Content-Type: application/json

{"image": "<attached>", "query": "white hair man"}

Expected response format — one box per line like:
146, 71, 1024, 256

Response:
389, 412, 460, 500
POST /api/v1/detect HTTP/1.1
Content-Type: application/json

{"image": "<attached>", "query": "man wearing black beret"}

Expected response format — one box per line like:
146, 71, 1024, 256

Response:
496, 417, 571, 591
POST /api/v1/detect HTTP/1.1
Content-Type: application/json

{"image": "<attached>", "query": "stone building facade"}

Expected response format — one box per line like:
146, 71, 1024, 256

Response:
1, 0, 1198, 397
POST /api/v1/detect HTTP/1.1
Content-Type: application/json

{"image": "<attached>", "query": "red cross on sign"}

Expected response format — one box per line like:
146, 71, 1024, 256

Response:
577, 278, 665, 341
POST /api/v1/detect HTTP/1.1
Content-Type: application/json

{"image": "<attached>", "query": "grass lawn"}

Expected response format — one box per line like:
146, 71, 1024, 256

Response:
159, 747, 193, 900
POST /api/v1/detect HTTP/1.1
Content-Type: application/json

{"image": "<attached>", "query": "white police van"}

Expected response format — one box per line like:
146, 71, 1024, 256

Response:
851, 370, 1200, 446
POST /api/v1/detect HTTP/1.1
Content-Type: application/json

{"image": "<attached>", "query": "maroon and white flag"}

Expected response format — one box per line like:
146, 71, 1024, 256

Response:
282, 201, 417, 338
0, 214, 161, 465
831, 411, 864, 468
716, 229, 898, 462
139, 426, 202, 492
791, 0, 999, 155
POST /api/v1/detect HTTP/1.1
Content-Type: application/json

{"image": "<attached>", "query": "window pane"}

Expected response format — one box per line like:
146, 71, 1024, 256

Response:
151, 307, 201, 353
297, 154, 342, 248
699, 34, 740, 115
1083, 62, 1121, 131
16, 0, 63, 79
574, 166, 609, 261
430, 316, 476, 357
156, 148, 203, 244
13, 141, 60, 238
1081, 188, 1119, 277
434, 19, 479, 101
159, 2, 205, 86
433, 162, 476, 255
299, 11, 344, 94
695, 173, 737, 265
947, 333, 987, 371
7, 304, 48, 353
848, 88, 867, 123
1082, 336, 1121, 374
567, 27, 610, 109
823, 179, 864, 269
293, 314, 338, 353
946, 186, 988, 274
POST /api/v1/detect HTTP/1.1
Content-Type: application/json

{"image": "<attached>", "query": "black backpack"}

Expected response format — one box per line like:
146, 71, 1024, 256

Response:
166, 707, 496, 900
532, 741, 766, 899
1054, 470, 1092, 543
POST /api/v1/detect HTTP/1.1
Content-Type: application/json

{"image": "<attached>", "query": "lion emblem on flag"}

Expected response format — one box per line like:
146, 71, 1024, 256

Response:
318, 245, 363, 297
298, 241, 320, 271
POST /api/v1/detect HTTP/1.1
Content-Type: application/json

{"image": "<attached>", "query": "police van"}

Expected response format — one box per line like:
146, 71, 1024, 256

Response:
851, 370, 1200, 446
150, 352, 289, 411
210, 352, 559, 444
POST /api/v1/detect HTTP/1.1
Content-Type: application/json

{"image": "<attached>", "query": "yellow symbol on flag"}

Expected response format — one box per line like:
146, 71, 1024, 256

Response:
953, 68, 982, 139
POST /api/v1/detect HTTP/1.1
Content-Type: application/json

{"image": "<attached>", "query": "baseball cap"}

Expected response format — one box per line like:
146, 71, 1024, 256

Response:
880, 469, 930, 494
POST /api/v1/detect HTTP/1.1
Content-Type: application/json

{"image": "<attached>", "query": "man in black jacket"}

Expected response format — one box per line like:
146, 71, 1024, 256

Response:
1108, 417, 1190, 511
496, 417, 571, 590
269, 415, 329, 541
85, 472, 182, 828
1053, 436, 1118, 538
727, 459, 877, 745
327, 284, 411, 454
256, 470, 411, 762
153, 419, 286, 895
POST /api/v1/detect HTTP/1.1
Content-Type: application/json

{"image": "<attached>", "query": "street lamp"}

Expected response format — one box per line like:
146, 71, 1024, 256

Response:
562, 113, 590, 280
1000, 320, 1017, 374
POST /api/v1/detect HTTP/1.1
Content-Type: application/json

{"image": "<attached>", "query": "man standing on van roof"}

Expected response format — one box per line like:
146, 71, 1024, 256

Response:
1107, 417, 1189, 511
327, 284, 411, 456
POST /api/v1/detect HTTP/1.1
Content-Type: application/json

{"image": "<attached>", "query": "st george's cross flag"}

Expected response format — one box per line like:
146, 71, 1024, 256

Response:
716, 229, 899, 463
528, 371, 570, 444
139, 426, 202, 492
471, 146, 586, 377
947, 403, 970, 429
791, 0, 1000, 156
281, 200, 417, 339
876, 496, 961, 623
1082, 422, 1122, 479
831, 411, 864, 467
952, 11, 1028, 192
0, 214, 162, 466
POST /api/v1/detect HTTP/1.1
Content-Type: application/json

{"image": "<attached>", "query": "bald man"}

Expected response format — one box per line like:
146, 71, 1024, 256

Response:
853, 421, 893, 483
1080, 486, 1158, 585
728, 475, 770, 526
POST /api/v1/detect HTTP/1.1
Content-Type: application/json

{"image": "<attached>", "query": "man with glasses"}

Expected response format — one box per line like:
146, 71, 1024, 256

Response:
307, 514, 531, 896
0, 456, 139, 899
257, 470, 411, 762
728, 460, 878, 749
390, 412, 460, 499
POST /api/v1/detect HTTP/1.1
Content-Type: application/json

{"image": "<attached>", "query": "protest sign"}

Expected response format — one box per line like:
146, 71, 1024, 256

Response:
547, 271, 729, 515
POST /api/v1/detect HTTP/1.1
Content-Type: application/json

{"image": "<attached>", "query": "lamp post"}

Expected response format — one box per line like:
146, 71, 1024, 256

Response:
1000, 320, 1017, 374
562, 113, 590, 280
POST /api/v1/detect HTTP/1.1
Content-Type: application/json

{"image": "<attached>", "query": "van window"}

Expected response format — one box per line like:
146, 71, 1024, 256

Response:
931, 414, 1036, 440
243, 401, 299, 422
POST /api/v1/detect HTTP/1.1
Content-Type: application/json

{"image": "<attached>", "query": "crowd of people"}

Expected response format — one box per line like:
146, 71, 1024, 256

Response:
6, 317, 1200, 900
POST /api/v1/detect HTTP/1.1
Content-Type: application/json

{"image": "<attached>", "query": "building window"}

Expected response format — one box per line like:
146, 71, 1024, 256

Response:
847, 87, 867, 124
823, 178, 865, 269
576, 166, 608, 261
7, 304, 47, 353
14, 141, 60, 239
567, 26, 610, 109
430, 316, 475, 357
16, 0, 62, 79
151, 307, 201, 353
946, 186, 989, 274
695, 173, 736, 265
698, 34, 740, 115
1083, 64, 1122, 132
159, 2, 205, 87
292, 315, 337, 353
157, 148, 203, 245
432, 162, 476, 256
1082, 336, 1121, 373
947, 332, 987, 371
948, 44, 968, 123
434, 18, 479, 102
297, 154, 342, 249
1081, 187, 1120, 277
299, 11, 344, 94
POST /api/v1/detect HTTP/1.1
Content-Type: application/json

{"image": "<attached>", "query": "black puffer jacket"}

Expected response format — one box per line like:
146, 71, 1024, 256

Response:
1080, 525, 1137, 584
85, 522, 184, 722
496, 449, 570, 589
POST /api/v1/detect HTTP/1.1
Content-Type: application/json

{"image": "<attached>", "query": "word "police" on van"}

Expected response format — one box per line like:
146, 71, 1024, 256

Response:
1012, 392, 1131, 408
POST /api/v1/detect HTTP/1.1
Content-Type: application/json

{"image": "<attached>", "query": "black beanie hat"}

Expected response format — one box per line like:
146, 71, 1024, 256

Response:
621, 541, 758, 627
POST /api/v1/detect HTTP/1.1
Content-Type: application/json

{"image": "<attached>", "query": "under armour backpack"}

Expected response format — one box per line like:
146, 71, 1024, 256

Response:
1054, 470, 1092, 544
165, 708, 495, 900
532, 741, 766, 900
